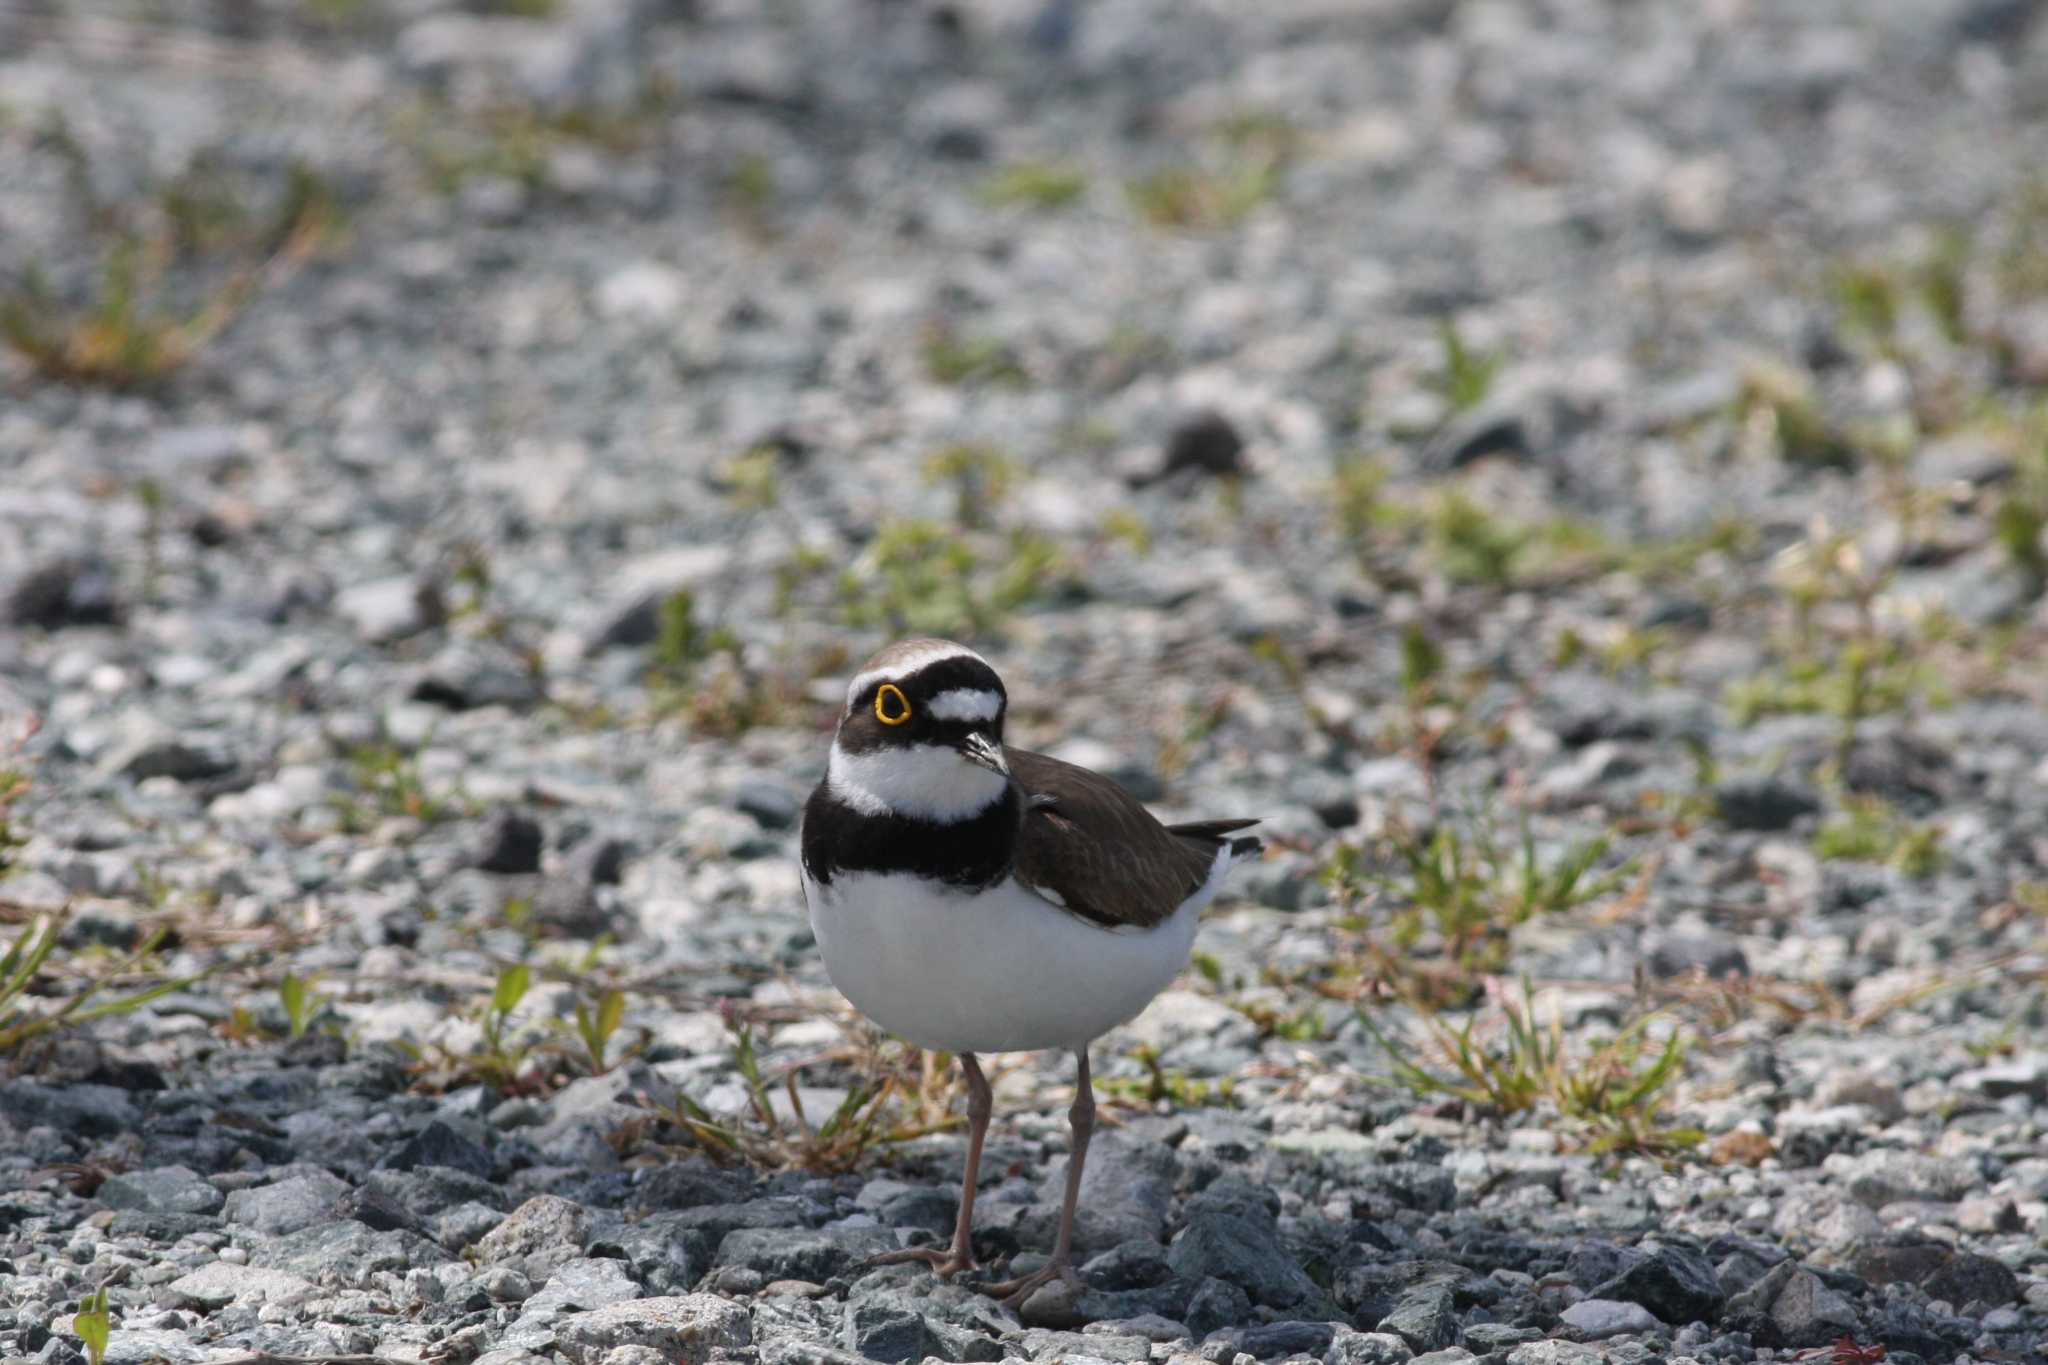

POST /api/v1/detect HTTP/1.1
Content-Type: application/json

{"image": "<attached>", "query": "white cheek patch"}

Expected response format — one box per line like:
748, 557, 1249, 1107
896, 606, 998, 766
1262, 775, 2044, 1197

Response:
927, 688, 1003, 723
828, 741, 1009, 823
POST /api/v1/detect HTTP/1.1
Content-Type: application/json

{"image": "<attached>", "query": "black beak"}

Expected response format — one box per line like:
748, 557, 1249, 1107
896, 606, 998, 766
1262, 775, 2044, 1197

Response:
958, 730, 1009, 776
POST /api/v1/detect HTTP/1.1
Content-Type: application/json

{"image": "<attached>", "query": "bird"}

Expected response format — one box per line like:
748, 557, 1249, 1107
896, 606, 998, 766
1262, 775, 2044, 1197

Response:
798, 638, 1260, 1307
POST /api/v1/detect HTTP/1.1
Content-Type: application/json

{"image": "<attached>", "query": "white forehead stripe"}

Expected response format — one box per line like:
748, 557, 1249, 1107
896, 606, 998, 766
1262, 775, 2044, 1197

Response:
827, 741, 1009, 823
928, 688, 1003, 723
843, 641, 992, 711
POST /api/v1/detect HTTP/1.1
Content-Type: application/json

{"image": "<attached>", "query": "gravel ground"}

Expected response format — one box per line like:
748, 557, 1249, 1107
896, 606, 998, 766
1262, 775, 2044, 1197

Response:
6, 2, 2048, 1364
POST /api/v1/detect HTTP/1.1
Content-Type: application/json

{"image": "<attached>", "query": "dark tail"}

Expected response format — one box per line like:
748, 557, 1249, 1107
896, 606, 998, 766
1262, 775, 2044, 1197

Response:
1168, 817, 1262, 859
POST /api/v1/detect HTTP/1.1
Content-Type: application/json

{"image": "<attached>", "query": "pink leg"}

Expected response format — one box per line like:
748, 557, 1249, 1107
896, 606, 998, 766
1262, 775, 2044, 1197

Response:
981, 1048, 1093, 1309
869, 1052, 991, 1278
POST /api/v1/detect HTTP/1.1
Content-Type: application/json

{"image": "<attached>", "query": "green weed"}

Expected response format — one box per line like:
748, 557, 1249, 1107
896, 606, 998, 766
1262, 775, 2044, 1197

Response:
1362, 980, 1702, 1160
567, 986, 631, 1074
279, 972, 322, 1040
1431, 321, 1501, 414
837, 520, 1066, 638
983, 160, 1086, 211
1812, 795, 1944, 878
920, 328, 1029, 387
643, 1012, 961, 1172
922, 443, 1016, 528
3, 162, 333, 390
335, 742, 455, 831
73, 1287, 110, 1365
1326, 818, 1630, 973
1099, 1043, 1237, 1109
398, 963, 548, 1096
1, 912, 200, 1058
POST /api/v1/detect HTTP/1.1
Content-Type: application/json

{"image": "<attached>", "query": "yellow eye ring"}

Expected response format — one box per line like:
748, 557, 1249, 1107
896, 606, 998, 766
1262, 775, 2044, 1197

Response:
874, 683, 913, 726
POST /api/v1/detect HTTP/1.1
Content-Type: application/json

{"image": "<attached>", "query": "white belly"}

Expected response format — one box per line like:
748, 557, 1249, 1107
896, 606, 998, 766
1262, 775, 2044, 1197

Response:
802, 851, 1230, 1054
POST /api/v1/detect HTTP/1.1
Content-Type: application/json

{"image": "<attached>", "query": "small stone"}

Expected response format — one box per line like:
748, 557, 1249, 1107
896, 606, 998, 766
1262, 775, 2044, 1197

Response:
476, 1194, 592, 1280
553, 1294, 751, 1365
477, 811, 545, 875
1645, 932, 1749, 980
1850, 1242, 2018, 1307
222, 1171, 351, 1236
1239, 1321, 1335, 1358
523, 1258, 642, 1316
98, 1167, 224, 1218
1378, 1281, 1458, 1352
1135, 410, 1245, 486
1325, 1331, 1416, 1365
386, 1119, 496, 1180
1952, 1056, 2048, 1101
10, 556, 121, 629
165, 1264, 315, 1310
1594, 1242, 1725, 1325
1558, 1298, 1660, 1339
1505, 1344, 1604, 1365
712, 1226, 896, 1282
1167, 1209, 1332, 1314
1462, 1324, 1540, 1350
733, 777, 802, 831
1833, 1150, 1980, 1206
1714, 775, 1820, 832
337, 574, 444, 644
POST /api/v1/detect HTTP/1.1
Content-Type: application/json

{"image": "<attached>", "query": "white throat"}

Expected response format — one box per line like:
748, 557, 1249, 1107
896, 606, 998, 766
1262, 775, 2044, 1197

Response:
827, 740, 1009, 824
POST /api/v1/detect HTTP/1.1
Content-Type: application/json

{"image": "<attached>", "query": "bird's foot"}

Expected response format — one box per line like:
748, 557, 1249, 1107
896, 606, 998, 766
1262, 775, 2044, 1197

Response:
979, 1257, 1082, 1311
864, 1245, 978, 1279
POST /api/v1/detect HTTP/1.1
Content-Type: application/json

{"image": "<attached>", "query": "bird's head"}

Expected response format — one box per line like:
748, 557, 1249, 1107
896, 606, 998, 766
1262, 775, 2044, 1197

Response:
827, 638, 1010, 823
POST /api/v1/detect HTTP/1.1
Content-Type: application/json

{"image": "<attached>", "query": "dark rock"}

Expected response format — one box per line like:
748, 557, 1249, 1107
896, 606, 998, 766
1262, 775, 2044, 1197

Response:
366, 1165, 508, 1217
1645, 933, 1748, 979
569, 833, 632, 887
223, 1171, 351, 1235
1378, 1279, 1458, 1352
590, 1222, 697, 1296
1840, 733, 1951, 810
1564, 1242, 1639, 1290
1714, 775, 1820, 832
1724, 1261, 1861, 1349
336, 1184, 430, 1236
98, 1166, 224, 1217
107, 1210, 222, 1242
734, 777, 802, 831
1240, 1320, 1336, 1357
112, 737, 236, 783
1134, 410, 1245, 486
260, 1221, 450, 1287
1594, 1242, 1725, 1325
590, 591, 663, 651
477, 811, 545, 874
386, 1120, 495, 1180
1182, 1275, 1253, 1335
1168, 1208, 1335, 1316
874, 1185, 955, 1236
1851, 1242, 2018, 1307
714, 1226, 896, 1282
1367, 1162, 1457, 1213
1019, 1132, 1177, 1255
10, 556, 121, 629
413, 642, 543, 711
632, 1161, 756, 1212
1081, 1239, 1172, 1291
1559, 1298, 1661, 1339
842, 1291, 936, 1361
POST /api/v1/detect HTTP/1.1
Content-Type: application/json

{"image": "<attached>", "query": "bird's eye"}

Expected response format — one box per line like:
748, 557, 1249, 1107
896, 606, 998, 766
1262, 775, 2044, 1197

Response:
874, 683, 913, 726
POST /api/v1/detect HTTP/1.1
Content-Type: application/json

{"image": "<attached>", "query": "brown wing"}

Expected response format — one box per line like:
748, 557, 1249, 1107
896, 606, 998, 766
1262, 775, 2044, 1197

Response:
1007, 748, 1243, 929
